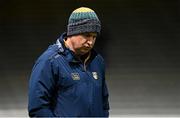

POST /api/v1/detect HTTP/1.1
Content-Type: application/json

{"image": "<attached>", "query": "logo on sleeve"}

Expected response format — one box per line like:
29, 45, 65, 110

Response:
71, 73, 80, 80
92, 72, 98, 80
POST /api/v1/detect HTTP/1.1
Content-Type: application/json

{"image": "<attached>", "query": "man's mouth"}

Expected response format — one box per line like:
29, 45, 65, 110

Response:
84, 47, 91, 50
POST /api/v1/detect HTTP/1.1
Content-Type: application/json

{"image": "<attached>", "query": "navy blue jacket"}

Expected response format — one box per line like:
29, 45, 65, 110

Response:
28, 33, 109, 117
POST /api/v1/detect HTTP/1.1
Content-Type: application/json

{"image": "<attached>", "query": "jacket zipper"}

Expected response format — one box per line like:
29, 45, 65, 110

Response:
83, 52, 91, 71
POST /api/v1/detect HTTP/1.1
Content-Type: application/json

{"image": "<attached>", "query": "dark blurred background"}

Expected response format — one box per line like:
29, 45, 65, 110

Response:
0, 0, 180, 116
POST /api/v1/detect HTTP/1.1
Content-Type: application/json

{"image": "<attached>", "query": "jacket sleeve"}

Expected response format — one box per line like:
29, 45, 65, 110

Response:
102, 59, 110, 117
103, 79, 110, 117
28, 58, 58, 117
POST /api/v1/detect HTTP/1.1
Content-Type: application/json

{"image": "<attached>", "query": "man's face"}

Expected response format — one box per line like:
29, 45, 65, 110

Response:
70, 32, 97, 55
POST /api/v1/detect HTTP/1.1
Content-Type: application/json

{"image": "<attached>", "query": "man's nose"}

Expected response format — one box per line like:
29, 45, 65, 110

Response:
87, 39, 93, 46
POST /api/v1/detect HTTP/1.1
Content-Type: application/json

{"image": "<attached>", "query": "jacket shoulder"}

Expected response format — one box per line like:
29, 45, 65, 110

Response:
35, 44, 62, 64
95, 53, 105, 66
97, 54, 104, 62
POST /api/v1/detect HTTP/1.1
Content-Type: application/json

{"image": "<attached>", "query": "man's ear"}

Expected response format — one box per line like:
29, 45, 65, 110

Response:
66, 35, 71, 40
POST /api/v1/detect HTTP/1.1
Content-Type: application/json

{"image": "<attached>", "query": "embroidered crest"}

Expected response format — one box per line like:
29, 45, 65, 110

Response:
71, 73, 80, 80
92, 72, 98, 80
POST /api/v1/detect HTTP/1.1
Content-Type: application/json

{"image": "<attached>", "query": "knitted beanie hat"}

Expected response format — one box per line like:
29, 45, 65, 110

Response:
67, 7, 101, 36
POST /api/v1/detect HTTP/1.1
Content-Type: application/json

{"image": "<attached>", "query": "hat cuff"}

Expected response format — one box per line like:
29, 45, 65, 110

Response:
67, 22, 101, 36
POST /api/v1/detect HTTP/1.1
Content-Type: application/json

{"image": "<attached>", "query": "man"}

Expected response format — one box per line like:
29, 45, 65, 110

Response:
28, 7, 110, 117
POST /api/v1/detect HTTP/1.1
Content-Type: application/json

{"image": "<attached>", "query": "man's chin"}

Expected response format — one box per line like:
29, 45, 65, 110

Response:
76, 48, 91, 55
80, 49, 90, 55
81, 51, 88, 55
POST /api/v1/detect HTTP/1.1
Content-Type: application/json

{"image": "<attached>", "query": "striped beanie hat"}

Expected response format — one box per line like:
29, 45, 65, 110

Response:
67, 7, 101, 36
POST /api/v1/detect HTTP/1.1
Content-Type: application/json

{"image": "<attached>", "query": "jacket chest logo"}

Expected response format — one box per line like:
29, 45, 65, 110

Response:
92, 72, 98, 80
71, 73, 80, 80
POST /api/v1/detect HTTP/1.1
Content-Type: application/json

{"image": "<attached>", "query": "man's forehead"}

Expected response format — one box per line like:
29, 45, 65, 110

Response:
90, 32, 97, 36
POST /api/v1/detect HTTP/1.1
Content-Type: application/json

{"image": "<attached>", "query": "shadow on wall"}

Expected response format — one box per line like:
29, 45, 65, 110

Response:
95, 25, 111, 67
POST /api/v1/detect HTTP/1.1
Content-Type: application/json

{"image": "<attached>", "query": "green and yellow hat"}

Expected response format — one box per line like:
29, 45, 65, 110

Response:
67, 7, 101, 36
